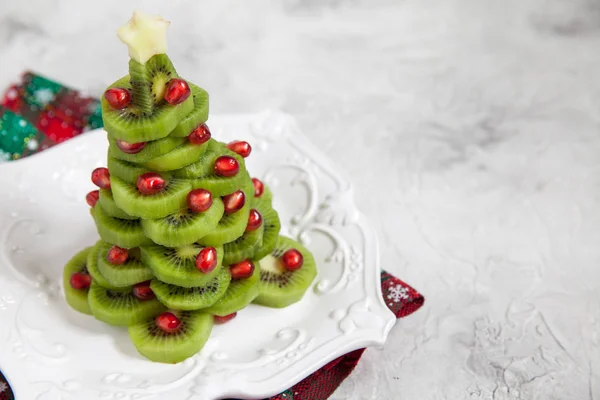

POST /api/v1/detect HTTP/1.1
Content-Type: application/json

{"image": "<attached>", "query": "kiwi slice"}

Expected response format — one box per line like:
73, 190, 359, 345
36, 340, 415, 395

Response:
196, 173, 254, 248
142, 140, 210, 172
223, 223, 265, 265
251, 195, 281, 260
197, 200, 250, 247
141, 244, 224, 288
150, 266, 231, 310
170, 83, 209, 137
88, 283, 165, 326
62, 247, 93, 315
111, 175, 191, 219
101, 73, 194, 143
128, 55, 174, 113
172, 139, 218, 179
98, 189, 137, 220
253, 236, 317, 308
96, 242, 154, 287
87, 241, 121, 290
92, 205, 152, 248
260, 183, 274, 204
142, 198, 225, 247
188, 142, 251, 196
205, 262, 261, 316
107, 157, 164, 185
128, 310, 213, 363
108, 134, 185, 163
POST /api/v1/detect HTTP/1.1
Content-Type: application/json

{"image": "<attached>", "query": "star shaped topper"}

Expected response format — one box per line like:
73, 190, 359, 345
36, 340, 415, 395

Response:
117, 10, 170, 64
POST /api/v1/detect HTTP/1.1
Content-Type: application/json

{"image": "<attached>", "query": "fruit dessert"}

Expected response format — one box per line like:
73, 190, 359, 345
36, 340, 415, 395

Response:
62, 10, 317, 364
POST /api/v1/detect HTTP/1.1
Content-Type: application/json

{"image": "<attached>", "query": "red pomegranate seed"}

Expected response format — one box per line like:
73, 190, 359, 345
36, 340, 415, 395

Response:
136, 172, 166, 195
91, 167, 111, 189
282, 249, 304, 271
196, 247, 218, 274
187, 189, 213, 213
106, 246, 129, 265
188, 124, 211, 145
104, 87, 131, 109
214, 156, 239, 177
252, 178, 264, 197
226, 140, 252, 158
230, 260, 255, 280
86, 190, 100, 207
132, 281, 155, 300
246, 209, 262, 232
214, 312, 237, 324
222, 190, 246, 214
164, 79, 191, 105
70, 272, 92, 290
116, 140, 146, 154
155, 312, 182, 333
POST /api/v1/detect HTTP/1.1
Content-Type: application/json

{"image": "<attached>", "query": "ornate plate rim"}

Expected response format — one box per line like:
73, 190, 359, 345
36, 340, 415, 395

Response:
0, 110, 395, 399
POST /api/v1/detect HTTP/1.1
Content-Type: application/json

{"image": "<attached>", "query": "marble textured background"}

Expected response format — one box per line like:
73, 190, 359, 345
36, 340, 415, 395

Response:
1, 0, 598, 398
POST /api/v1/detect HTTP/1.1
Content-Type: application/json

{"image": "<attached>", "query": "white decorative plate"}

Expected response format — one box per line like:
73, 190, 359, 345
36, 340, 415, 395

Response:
0, 111, 395, 400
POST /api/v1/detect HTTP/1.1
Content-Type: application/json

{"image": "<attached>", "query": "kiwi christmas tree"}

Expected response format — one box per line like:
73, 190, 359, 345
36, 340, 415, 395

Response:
62, 10, 316, 364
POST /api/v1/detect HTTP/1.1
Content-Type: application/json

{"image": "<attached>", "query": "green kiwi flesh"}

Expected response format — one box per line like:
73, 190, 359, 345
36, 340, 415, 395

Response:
108, 134, 185, 163
128, 310, 213, 363
250, 193, 281, 260
141, 244, 224, 288
96, 243, 154, 287
102, 72, 193, 142
91, 204, 152, 248
170, 83, 209, 137
88, 282, 165, 326
87, 241, 121, 290
223, 222, 265, 265
143, 139, 210, 171
62, 246, 93, 315
142, 198, 224, 247
107, 157, 169, 185
204, 262, 260, 316
98, 189, 137, 220
110, 175, 191, 219
150, 266, 231, 310
253, 236, 317, 308
197, 199, 250, 247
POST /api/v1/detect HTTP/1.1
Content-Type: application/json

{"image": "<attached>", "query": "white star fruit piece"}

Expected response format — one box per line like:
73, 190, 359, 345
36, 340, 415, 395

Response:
117, 10, 170, 65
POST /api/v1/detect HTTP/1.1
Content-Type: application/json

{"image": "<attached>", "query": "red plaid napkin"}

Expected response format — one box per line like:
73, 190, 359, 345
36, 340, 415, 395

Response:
0, 73, 425, 400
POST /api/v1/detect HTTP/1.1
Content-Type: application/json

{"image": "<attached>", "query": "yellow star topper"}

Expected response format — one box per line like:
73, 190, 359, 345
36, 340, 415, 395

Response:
117, 10, 170, 64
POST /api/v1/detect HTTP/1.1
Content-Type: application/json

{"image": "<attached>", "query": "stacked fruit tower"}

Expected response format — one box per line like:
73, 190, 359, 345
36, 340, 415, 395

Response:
62, 11, 316, 364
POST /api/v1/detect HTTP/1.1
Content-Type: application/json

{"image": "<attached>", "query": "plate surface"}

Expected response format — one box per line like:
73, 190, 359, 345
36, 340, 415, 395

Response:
0, 111, 394, 399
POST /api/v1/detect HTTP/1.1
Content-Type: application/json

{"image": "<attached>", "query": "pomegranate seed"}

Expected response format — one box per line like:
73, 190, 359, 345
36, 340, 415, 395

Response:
188, 124, 211, 145
137, 172, 166, 195
155, 312, 181, 333
116, 140, 146, 154
226, 140, 252, 158
230, 260, 255, 280
86, 190, 100, 207
222, 190, 246, 214
164, 79, 191, 105
70, 272, 92, 290
91, 167, 111, 189
282, 249, 304, 271
187, 189, 213, 213
106, 246, 129, 265
246, 209, 262, 232
214, 156, 239, 177
104, 87, 131, 109
196, 247, 218, 274
252, 178, 264, 197
133, 281, 155, 300
214, 312, 237, 324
